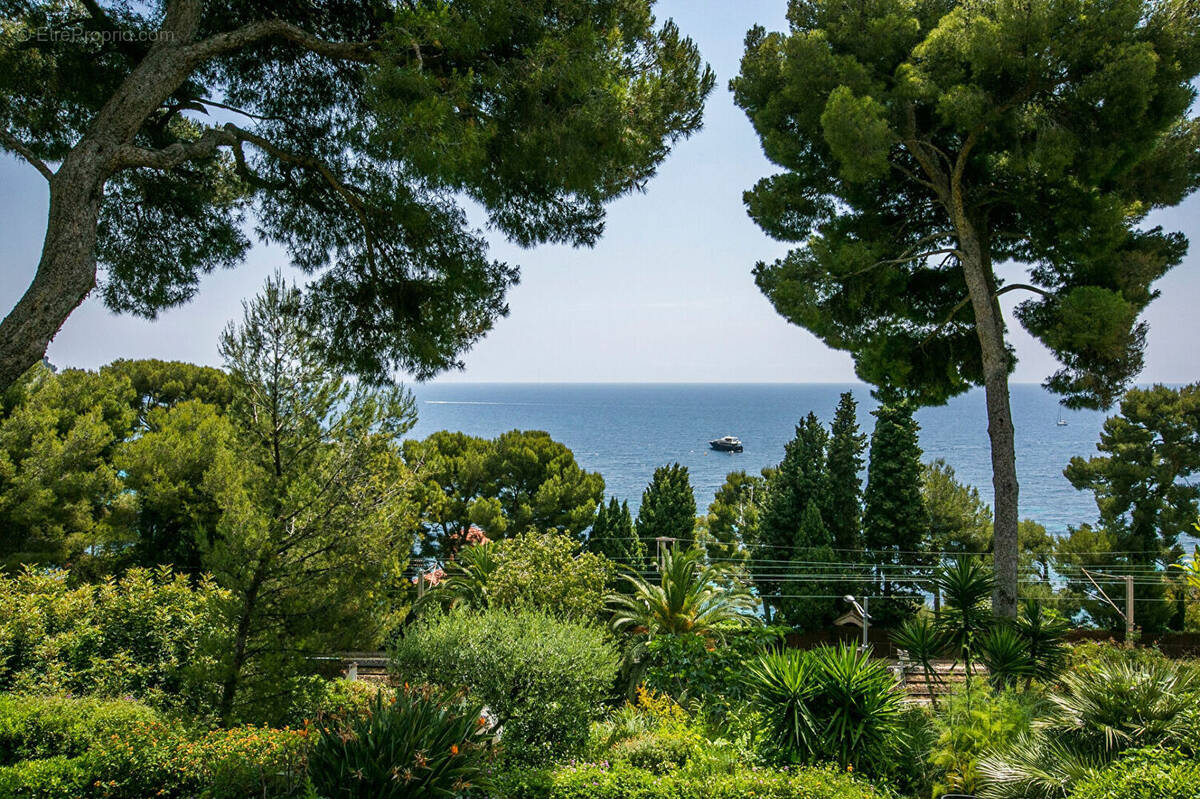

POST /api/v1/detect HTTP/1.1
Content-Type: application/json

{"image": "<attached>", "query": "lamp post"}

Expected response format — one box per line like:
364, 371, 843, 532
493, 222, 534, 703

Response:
843, 594, 870, 651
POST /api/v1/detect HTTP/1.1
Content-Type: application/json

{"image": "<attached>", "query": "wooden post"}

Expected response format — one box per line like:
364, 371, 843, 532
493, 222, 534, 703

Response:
1125, 575, 1135, 648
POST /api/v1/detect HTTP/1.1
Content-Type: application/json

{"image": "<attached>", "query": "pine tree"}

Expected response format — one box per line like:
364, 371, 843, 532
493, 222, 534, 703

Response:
862, 399, 926, 627
755, 413, 829, 621
824, 392, 866, 551
698, 470, 763, 564
635, 463, 697, 558
587, 497, 644, 568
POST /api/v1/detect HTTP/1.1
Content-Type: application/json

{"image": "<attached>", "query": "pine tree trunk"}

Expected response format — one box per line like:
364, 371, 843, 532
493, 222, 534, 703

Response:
958, 237, 1019, 619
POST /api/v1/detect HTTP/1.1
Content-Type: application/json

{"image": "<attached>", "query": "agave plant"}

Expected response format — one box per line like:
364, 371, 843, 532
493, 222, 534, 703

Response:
977, 625, 1035, 689
934, 556, 994, 676
890, 615, 948, 709
978, 650, 1200, 799
608, 546, 761, 642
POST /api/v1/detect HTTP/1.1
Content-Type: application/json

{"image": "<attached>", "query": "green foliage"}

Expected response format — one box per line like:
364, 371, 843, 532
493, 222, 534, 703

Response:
0, 365, 136, 568
862, 400, 926, 626
404, 430, 605, 556
1015, 599, 1071, 682
496, 761, 889, 799
308, 685, 494, 798
1069, 748, 1200, 799
0, 694, 160, 766
417, 532, 614, 621
1064, 383, 1200, 632
698, 471, 764, 564
890, 615, 949, 708
588, 498, 644, 569
635, 464, 698, 554
733, 0, 1200, 409
643, 627, 787, 715
0, 568, 228, 717
928, 683, 1039, 799
923, 458, 993, 555
610, 547, 761, 643
392, 607, 619, 765
979, 648, 1200, 799
746, 645, 906, 776
824, 392, 866, 552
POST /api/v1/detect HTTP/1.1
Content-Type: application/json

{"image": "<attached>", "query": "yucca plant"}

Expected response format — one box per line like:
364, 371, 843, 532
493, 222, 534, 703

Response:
1013, 598, 1070, 685
890, 614, 948, 709
746, 644, 904, 776
743, 649, 820, 760
934, 556, 994, 676
308, 685, 495, 799
977, 625, 1035, 689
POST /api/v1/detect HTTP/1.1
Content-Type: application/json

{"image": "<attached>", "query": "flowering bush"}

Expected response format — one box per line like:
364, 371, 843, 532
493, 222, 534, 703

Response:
307, 684, 494, 798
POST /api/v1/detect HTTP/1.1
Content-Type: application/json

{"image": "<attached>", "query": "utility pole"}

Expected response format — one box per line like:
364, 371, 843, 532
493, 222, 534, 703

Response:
1081, 568, 1136, 648
1125, 574, 1135, 647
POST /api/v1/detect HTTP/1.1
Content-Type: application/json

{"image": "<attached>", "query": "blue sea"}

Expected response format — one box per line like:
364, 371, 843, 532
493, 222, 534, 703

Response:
405, 383, 1119, 536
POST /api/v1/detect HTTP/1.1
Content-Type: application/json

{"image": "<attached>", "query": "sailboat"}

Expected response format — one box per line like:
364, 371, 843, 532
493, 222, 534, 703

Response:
1056, 410, 1068, 427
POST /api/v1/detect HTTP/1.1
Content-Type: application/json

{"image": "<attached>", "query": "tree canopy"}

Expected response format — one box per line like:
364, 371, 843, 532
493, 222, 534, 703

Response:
0, 0, 714, 389
403, 429, 605, 556
732, 0, 1200, 615
635, 462, 697, 556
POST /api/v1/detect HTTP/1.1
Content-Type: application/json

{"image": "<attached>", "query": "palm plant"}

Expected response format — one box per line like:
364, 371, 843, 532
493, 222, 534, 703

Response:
978, 650, 1200, 799
608, 546, 761, 642
934, 556, 994, 676
743, 649, 820, 760
890, 615, 948, 709
413, 542, 498, 615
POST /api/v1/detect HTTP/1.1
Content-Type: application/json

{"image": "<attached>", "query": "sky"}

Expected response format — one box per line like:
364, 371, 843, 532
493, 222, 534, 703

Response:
2, 0, 1199, 385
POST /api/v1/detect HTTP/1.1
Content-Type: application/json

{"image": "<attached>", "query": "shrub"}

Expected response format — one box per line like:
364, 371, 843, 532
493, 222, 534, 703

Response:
0, 694, 308, 798
489, 532, 614, 621
392, 607, 619, 765
0, 567, 229, 718
495, 762, 891, 799
0, 694, 160, 765
927, 683, 1039, 798
308, 685, 494, 798
746, 644, 905, 776
281, 677, 388, 728
1070, 748, 1200, 799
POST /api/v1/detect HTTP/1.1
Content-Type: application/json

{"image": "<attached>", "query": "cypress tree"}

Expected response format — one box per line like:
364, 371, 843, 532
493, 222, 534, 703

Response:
756, 413, 828, 621
824, 391, 866, 552
779, 500, 838, 630
635, 463, 697, 558
587, 497, 644, 568
862, 399, 926, 626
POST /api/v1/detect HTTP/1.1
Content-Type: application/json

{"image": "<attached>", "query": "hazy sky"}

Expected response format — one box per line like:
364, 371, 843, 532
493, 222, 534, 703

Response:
2, 0, 1198, 384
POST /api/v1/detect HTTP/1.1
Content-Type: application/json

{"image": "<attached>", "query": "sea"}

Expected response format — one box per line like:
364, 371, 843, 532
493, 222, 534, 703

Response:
405, 383, 1123, 537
